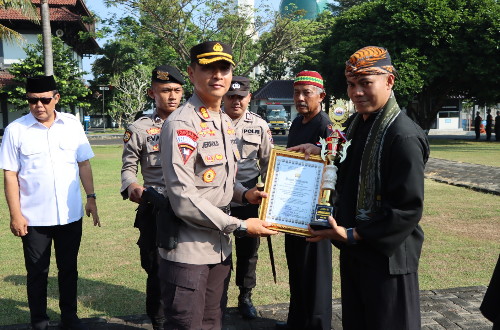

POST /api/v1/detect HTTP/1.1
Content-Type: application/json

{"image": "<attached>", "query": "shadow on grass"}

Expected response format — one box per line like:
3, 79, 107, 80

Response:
3, 275, 146, 324
0, 297, 31, 326
1, 276, 284, 329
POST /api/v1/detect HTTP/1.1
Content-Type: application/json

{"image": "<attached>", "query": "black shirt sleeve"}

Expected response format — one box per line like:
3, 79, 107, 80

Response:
355, 131, 429, 257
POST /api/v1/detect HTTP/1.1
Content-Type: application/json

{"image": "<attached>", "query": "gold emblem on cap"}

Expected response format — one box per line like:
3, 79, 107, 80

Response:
213, 43, 223, 52
157, 70, 170, 81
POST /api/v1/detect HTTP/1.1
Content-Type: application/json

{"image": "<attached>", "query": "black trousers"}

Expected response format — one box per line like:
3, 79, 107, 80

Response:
339, 249, 421, 330
159, 256, 232, 330
135, 204, 164, 324
285, 234, 332, 330
231, 204, 260, 289
21, 219, 82, 330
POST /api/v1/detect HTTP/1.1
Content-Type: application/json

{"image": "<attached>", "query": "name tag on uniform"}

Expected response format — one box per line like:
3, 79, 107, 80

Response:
243, 128, 261, 135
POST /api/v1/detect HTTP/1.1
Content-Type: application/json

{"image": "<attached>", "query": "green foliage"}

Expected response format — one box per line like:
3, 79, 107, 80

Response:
109, 65, 150, 128
103, 0, 314, 89
3, 36, 91, 111
255, 9, 323, 85
320, 0, 500, 129
327, 0, 372, 15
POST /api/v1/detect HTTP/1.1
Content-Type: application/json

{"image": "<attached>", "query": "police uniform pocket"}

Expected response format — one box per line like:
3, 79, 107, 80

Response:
146, 135, 161, 167
195, 149, 225, 187
242, 133, 261, 159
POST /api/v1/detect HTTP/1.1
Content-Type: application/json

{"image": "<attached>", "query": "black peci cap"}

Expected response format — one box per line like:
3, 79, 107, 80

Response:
190, 41, 235, 66
152, 65, 185, 85
26, 75, 57, 93
226, 76, 250, 96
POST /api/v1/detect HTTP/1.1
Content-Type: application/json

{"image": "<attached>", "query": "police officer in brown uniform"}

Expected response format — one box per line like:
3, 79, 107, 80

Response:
120, 65, 184, 329
222, 76, 273, 319
158, 41, 277, 329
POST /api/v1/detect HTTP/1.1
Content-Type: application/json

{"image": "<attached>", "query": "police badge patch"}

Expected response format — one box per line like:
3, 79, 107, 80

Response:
123, 129, 132, 143
157, 70, 170, 81
203, 168, 216, 183
176, 129, 199, 164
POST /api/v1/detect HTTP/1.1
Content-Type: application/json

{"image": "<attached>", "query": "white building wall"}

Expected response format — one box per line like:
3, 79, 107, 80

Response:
3, 34, 39, 65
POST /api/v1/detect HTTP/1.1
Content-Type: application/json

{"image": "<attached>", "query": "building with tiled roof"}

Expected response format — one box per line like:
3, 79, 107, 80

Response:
0, 0, 99, 129
251, 80, 300, 120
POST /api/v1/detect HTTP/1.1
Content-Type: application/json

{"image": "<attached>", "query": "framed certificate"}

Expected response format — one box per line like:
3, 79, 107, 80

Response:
259, 148, 326, 237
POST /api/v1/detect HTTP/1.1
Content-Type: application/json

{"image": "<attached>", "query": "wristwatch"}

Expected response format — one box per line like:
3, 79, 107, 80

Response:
86, 193, 97, 199
241, 189, 250, 206
234, 221, 248, 238
346, 228, 357, 245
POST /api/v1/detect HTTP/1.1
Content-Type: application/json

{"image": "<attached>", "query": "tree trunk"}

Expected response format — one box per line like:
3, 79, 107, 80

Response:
41, 0, 53, 76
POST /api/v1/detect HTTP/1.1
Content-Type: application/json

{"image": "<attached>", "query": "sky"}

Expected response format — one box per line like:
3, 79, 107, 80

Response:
83, 0, 282, 80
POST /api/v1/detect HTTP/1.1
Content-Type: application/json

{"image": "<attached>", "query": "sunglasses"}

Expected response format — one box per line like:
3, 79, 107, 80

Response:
26, 97, 54, 105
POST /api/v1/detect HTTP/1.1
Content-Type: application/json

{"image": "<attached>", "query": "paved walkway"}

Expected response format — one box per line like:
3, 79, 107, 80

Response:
0, 286, 492, 329
425, 158, 500, 195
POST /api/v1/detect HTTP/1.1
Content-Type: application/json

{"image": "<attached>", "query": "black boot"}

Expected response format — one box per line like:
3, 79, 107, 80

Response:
238, 288, 257, 319
151, 317, 165, 330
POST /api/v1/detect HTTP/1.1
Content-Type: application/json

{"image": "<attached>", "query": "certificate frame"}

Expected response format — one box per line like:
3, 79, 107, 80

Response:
259, 148, 326, 237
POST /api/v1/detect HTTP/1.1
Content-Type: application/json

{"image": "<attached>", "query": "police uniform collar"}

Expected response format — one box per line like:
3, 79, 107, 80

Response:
244, 111, 253, 122
192, 93, 219, 122
151, 111, 163, 123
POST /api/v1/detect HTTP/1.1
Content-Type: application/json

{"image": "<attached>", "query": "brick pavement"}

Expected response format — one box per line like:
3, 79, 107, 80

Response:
0, 286, 492, 329
425, 158, 500, 196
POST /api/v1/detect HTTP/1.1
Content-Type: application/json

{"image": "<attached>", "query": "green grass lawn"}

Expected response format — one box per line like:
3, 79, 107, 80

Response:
429, 139, 500, 167
0, 142, 499, 325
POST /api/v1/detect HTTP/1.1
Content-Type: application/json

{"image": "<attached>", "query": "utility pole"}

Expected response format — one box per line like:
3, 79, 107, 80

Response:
99, 86, 110, 131
41, 0, 54, 75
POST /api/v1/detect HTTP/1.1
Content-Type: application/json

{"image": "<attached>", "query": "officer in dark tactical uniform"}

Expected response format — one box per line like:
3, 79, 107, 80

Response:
222, 76, 273, 319
120, 65, 184, 329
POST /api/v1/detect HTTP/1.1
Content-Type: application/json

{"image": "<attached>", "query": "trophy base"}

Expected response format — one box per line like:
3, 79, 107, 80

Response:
310, 204, 334, 230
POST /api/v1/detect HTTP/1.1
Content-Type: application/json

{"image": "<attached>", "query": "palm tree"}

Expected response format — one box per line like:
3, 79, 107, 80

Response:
0, 0, 39, 43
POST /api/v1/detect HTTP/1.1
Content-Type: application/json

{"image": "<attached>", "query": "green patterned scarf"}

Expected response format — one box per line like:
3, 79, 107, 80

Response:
345, 92, 400, 221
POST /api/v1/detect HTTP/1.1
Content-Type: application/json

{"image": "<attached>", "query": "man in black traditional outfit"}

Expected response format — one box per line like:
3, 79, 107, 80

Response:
292, 46, 429, 330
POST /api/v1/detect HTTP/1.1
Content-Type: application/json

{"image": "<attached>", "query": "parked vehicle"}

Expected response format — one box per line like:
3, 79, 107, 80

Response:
256, 104, 289, 135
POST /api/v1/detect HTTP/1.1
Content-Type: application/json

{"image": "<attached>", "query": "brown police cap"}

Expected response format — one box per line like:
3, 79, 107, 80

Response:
190, 41, 235, 66
226, 76, 250, 96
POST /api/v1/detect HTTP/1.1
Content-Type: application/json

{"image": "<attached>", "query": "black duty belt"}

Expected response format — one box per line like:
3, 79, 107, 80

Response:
219, 205, 231, 215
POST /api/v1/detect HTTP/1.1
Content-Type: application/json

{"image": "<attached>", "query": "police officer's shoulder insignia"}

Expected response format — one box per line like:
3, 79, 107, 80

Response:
154, 114, 162, 123
176, 129, 199, 164
252, 111, 263, 119
199, 107, 210, 119
226, 121, 235, 135
245, 112, 253, 122
123, 129, 132, 143
203, 168, 216, 183
147, 127, 161, 135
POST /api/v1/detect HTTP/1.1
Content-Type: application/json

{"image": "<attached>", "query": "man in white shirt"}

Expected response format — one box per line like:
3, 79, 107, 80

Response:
0, 75, 100, 330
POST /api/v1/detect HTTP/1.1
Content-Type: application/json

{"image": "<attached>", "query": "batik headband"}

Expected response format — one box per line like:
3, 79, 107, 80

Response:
345, 46, 396, 76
